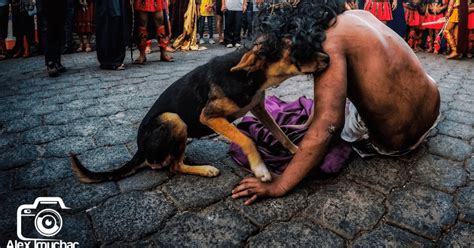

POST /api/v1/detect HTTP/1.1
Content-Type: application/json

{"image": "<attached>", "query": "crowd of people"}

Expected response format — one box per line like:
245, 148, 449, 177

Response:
0, 0, 472, 77
359, 0, 474, 58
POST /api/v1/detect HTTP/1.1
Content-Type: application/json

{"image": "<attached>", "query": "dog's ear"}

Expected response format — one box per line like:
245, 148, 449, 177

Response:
230, 52, 265, 72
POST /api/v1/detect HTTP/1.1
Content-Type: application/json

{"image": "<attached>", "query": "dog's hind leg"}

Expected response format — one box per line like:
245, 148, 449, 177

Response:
156, 113, 220, 177
200, 113, 272, 182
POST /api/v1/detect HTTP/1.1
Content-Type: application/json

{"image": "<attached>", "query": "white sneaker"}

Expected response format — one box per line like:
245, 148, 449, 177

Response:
199, 38, 205, 44
226, 44, 233, 48
235, 43, 241, 48
209, 39, 216, 44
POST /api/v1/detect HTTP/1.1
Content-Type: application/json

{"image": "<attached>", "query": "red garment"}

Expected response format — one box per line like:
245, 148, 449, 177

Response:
469, 12, 474, 29
134, 0, 165, 12
75, 1, 95, 34
405, 7, 422, 26
365, 0, 393, 21
423, 13, 445, 29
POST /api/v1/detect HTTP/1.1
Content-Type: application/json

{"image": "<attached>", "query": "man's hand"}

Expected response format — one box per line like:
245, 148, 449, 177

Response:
392, 0, 397, 10
232, 176, 287, 205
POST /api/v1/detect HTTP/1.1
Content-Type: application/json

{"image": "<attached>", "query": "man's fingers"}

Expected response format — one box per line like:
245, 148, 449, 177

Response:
232, 188, 255, 199
244, 195, 258, 205
232, 182, 257, 194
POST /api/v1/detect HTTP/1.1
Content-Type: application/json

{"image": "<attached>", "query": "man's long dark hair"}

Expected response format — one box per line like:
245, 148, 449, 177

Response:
252, 0, 346, 68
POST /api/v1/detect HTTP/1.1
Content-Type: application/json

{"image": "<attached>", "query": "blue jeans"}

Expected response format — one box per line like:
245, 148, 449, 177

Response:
199, 16, 214, 39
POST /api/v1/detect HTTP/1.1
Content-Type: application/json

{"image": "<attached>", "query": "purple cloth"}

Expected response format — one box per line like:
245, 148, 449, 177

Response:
229, 96, 352, 175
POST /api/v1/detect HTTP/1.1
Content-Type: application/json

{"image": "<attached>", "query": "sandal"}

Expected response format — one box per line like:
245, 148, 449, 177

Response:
160, 54, 174, 62
85, 44, 92, 52
133, 56, 147, 64
0, 54, 6, 60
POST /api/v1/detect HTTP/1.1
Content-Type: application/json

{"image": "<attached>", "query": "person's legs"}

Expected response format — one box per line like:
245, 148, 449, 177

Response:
232, 11, 242, 45
44, 0, 66, 76
198, 16, 205, 42
135, 11, 149, 64
216, 15, 223, 43
444, 22, 459, 58
62, 0, 75, 54
207, 16, 214, 42
153, 10, 173, 61
224, 11, 234, 46
85, 33, 92, 52
0, 5, 8, 59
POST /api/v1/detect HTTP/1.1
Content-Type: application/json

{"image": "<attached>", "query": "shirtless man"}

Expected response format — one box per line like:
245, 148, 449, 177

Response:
230, 1, 440, 205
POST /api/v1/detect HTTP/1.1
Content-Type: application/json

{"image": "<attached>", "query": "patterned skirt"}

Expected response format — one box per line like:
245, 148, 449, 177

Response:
75, 1, 95, 34
364, 0, 393, 21
468, 12, 474, 29
405, 7, 422, 27
423, 13, 444, 29
134, 0, 165, 12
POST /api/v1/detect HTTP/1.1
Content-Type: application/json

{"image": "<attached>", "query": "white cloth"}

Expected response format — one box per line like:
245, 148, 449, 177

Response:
225, 0, 244, 11
341, 101, 440, 157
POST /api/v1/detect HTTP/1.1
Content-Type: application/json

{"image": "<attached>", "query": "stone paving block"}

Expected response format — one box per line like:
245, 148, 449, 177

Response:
352, 224, 433, 247
439, 222, 474, 247
436, 120, 474, 140
0, 133, 19, 152
427, 135, 472, 161
43, 92, 78, 105
386, 183, 457, 240
0, 144, 39, 170
162, 162, 240, 210
75, 88, 108, 99
467, 158, 474, 181
226, 187, 308, 227
301, 180, 385, 239
109, 109, 146, 126
345, 156, 408, 194
43, 136, 96, 158
456, 183, 474, 223
443, 109, 474, 125
118, 168, 169, 192
22, 125, 67, 144
0, 171, 12, 193
454, 94, 474, 103
82, 103, 124, 117
75, 145, 132, 172
90, 191, 176, 244
29, 104, 62, 116
449, 100, 474, 113
248, 220, 345, 247
95, 125, 137, 146
44, 110, 84, 125
15, 158, 73, 189
0, 190, 41, 234
63, 98, 98, 110
219, 155, 252, 178
0, 110, 24, 122
56, 213, 98, 247
410, 154, 466, 193
67, 117, 111, 136
102, 240, 156, 248
48, 177, 119, 212
153, 203, 256, 247
185, 138, 230, 165
4, 115, 41, 133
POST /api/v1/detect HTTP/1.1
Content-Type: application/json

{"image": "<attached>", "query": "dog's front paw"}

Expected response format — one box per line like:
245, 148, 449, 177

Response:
201, 165, 220, 177
253, 164, 272, 182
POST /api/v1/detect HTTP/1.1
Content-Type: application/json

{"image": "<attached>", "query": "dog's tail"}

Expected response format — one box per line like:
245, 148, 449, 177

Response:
69, 152, 146, 183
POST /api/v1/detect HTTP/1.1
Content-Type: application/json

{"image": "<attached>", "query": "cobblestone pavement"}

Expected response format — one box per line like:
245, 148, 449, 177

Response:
0, 45, 472, 247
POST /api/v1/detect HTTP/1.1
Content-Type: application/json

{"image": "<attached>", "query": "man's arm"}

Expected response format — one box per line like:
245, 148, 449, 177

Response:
275, 51, 348, 194
232, 49, 348, 205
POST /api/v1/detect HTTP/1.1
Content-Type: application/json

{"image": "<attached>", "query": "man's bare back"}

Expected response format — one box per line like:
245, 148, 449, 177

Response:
325, 10, 440, 151
230, 3, 440, 205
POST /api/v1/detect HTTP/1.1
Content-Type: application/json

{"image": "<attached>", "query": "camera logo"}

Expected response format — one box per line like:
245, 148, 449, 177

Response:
17, 197, 70, 241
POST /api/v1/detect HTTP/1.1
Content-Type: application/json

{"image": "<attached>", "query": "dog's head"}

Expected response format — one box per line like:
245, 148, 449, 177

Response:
230, 38, 329, 86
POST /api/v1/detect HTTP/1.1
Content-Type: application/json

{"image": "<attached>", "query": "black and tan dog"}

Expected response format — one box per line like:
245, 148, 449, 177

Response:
70, 45, 329, 183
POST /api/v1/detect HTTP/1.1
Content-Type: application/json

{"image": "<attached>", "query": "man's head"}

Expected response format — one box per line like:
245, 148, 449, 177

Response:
230, 0, 344, 82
